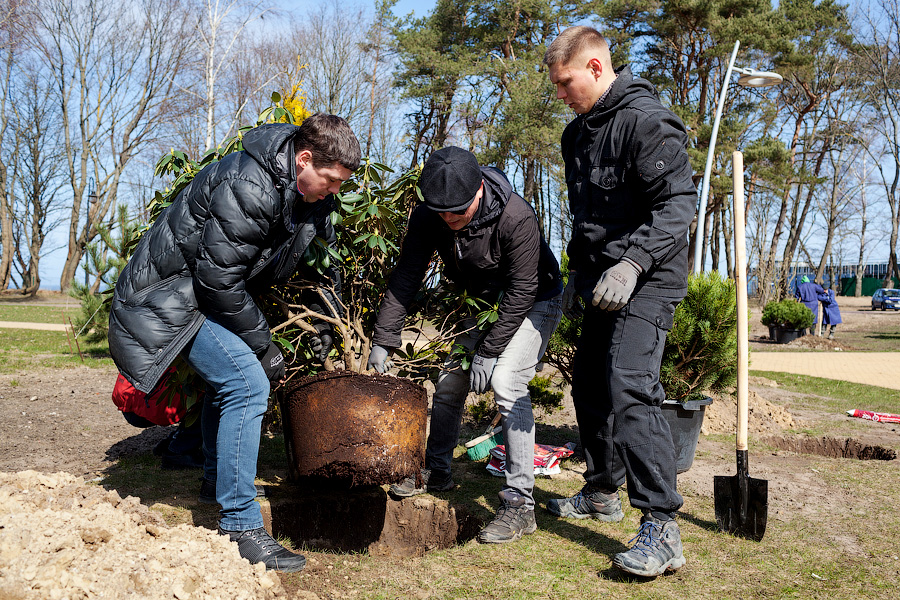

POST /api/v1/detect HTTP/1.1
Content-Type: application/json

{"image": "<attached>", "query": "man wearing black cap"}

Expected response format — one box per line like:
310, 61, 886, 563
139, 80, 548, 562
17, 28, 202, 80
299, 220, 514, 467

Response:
367, 146, 563, 544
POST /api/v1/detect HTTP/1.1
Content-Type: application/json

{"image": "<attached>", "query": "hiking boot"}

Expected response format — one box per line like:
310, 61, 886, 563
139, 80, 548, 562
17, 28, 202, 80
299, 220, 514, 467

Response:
199, 478, 267, 504
613, 515, 685, 577
388, 468, 455, 498
546, 486, 624, 521
477, 489, 537, 544
218, 526, 306, 573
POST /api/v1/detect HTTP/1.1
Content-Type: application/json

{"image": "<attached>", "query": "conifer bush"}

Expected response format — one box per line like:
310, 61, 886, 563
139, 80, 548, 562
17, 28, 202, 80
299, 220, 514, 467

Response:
659, 272, 739, 403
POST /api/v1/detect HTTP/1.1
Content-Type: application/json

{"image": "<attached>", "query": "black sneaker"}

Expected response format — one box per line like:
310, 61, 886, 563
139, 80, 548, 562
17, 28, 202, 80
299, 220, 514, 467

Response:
477, 489, 537, 544
388, 468, 455, 498
218, 526, 306, 572
199, 478, 267, 504
546, 486, 624, 521
613, 515, 685, 577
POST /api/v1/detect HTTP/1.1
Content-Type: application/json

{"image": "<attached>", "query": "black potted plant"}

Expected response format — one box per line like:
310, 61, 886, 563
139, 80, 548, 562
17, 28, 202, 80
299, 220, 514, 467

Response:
659, 272, 738, 472
761, 298, 814, 343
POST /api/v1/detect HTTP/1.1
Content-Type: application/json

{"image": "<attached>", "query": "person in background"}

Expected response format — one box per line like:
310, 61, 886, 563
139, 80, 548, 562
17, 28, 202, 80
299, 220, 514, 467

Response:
795, 275, 826, 334
543, 26, 697, 577
109, 114, 360, 572
819, 287, 842, 339
367, 146, 563, 545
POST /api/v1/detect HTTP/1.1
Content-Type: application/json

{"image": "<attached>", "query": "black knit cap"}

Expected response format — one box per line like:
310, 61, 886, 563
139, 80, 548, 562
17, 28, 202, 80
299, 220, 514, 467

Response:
419, 146, 482, 212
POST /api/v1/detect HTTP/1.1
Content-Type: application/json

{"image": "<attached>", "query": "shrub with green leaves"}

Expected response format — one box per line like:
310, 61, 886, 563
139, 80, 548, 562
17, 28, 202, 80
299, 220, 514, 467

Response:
660, 272, 739, 403
527, 374, 564, 413
761, 298, 814, 330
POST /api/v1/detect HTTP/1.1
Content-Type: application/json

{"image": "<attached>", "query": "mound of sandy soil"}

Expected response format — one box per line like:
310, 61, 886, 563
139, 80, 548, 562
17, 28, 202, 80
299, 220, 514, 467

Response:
0, 471, 287, 600
702, 383, 798, 436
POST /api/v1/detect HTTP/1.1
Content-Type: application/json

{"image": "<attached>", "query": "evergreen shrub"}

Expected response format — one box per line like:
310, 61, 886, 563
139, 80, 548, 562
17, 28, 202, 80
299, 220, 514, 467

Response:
761, 298, 813, 330
659, 272, 739, 403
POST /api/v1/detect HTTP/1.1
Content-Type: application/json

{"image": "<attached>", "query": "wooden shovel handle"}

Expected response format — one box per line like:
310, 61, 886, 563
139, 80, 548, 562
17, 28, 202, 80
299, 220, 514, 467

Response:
733, 151, 749, 451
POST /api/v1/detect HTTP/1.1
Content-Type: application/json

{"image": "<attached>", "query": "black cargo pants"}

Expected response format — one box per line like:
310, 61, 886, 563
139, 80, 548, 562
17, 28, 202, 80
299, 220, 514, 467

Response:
571, 293, 684, 517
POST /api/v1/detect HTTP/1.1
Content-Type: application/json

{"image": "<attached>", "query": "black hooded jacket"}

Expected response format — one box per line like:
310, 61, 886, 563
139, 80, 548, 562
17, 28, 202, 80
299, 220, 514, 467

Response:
372, 167, 562, 358
562, 66, 697, 297
109, 123, 340, 393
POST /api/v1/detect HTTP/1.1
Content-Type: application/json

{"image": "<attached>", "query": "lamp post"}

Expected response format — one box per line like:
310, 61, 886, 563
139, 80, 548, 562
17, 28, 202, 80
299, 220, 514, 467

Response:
84, 178, 99, 287
693, 40, 783, 273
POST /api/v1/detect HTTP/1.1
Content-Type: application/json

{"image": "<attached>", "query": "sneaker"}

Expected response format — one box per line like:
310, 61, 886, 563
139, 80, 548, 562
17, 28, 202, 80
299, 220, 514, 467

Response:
218, 526, 306, 573
477, 489, 537, 544
199, 478, 267, 504
388, 468, 455, 498
546, 486, 624, 521
613, 515, 685, 577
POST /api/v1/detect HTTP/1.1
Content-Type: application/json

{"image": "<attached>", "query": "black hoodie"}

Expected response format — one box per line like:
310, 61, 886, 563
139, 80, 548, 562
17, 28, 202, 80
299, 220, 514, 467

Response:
373, 167, 562, 358
562, 66, 697, 297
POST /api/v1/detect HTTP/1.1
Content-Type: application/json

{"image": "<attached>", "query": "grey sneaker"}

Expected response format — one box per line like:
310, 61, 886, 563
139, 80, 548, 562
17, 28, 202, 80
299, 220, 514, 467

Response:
388, 468, 454, 498
613, 515, 686, 577
546, 486, 624, 521
477, 489, 537, 544
218, 526, 306, 573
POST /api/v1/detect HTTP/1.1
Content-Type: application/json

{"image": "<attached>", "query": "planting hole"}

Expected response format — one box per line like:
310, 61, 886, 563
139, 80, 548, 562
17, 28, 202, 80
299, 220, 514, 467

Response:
765, 435, 896, 461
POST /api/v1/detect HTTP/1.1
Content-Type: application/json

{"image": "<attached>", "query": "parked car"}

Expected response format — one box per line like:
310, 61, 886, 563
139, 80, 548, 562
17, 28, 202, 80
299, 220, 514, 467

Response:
871, 288, 900, 310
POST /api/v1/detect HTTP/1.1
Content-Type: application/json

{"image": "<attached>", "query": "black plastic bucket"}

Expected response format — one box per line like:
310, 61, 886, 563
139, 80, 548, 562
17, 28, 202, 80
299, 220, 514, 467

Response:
661, 396, 713, 473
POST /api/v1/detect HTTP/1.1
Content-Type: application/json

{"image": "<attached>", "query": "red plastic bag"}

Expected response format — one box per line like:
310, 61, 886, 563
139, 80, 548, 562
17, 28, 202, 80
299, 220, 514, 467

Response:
112, 368, 185, 426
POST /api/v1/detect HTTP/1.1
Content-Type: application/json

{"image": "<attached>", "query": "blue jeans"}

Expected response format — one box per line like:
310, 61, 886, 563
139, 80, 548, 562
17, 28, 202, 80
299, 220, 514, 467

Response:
183, 318, 269, 531
426, 294, 562, 511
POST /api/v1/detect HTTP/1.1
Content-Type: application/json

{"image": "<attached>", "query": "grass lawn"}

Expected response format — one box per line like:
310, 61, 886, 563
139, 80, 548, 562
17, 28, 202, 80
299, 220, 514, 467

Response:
0, 303, 81, 324
0, 328, 111, 372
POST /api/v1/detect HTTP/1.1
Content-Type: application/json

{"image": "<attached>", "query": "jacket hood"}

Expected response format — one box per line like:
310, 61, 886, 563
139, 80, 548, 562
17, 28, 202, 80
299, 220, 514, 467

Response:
241, 123, 301, 181
582, 66, 660, 128
467, 166, 511, 230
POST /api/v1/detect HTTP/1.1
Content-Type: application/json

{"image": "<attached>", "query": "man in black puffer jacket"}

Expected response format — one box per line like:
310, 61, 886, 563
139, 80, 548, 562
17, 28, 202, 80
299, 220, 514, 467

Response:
109, 114, 360, 572
544, 27, 697, 578
367, 147, 563, 545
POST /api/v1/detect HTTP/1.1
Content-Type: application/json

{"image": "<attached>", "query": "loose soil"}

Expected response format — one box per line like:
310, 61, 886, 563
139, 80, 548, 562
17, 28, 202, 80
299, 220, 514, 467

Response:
2, 292, 899, 598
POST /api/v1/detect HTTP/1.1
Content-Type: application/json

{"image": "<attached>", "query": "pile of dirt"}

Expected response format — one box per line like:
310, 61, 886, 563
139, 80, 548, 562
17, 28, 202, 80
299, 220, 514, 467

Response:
782, 335, 853, 351
702, 387, 797, 436
0, 471, 287, 600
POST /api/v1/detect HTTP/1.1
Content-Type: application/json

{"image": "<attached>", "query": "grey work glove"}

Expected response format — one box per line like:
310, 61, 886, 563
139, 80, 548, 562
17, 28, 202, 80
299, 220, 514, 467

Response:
367, 344, 391, 373
592, 259, 642, 311
309, 331, 334, 363
561, 271, 582, 320
259, 341, 286, 383
469, 354, 498, 394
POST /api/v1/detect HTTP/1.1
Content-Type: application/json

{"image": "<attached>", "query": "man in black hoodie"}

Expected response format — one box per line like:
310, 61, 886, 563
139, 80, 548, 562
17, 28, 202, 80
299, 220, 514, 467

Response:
367, 146, 563, 544
110, 114, 360, 572
544, 26, 697, 577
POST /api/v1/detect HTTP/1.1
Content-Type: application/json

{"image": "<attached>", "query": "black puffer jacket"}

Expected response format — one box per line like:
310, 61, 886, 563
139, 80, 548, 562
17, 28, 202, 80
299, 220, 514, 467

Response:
109, 123, 339, 393
562, 66, 697, 297
373, 167, 562, 358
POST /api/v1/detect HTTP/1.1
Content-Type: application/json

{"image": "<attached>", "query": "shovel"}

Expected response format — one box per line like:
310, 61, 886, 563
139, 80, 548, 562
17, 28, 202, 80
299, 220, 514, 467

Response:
713, 151, 769, 541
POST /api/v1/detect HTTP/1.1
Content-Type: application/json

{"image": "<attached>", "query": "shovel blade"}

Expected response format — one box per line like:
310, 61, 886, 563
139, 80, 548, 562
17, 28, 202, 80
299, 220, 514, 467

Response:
714, 473, 768, 541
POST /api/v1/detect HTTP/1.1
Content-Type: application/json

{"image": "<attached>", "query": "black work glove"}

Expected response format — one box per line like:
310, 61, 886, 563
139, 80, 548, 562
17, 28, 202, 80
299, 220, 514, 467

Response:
309, 331, 334, 363
259, 341, 285, 383
561, 271, 583, 320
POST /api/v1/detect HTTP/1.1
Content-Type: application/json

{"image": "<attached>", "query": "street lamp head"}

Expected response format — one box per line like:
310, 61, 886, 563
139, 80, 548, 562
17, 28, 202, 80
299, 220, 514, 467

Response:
735, 67, 783, 88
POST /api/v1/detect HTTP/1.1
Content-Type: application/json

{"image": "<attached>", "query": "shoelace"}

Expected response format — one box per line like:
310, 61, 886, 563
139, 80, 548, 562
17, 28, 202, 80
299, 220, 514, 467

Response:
625, 521, 663, 558
246, 528, 284, 556
494, 504, 526, 528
